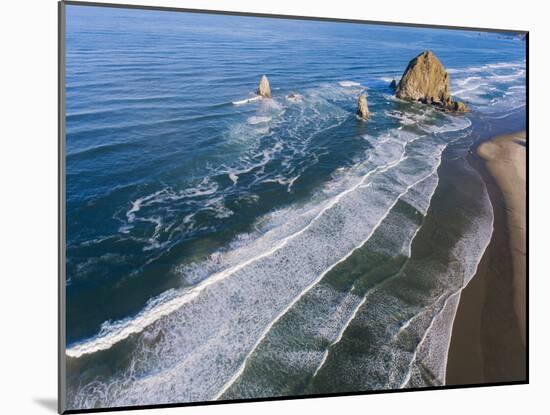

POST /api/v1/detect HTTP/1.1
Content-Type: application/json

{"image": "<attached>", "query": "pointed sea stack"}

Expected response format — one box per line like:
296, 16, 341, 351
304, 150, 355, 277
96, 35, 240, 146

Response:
389, 79, 397, 90
257, 75, 272, 98
357, 93, 369, 119
395, 50, 468, 112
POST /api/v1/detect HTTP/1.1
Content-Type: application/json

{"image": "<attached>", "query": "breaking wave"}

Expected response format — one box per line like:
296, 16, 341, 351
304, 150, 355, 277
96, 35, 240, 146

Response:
449, 61, 526, 114
67, 110, 478, 408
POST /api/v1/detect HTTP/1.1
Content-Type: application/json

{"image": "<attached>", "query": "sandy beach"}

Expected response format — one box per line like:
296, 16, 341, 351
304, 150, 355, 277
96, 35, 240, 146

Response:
446, 131, 526, 385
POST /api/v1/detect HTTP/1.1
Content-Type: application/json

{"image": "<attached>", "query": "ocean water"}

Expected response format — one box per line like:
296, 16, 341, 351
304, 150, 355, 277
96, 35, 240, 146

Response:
64, 5, 526, 409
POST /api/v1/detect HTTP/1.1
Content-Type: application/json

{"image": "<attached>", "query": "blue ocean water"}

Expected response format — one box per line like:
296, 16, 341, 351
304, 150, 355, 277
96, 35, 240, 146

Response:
64, 5, 526, 409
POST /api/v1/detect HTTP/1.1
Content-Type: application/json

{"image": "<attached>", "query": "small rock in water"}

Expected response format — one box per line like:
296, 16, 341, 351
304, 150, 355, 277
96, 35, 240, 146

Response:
357, 93, 369, 120
389, 79, 398, 90
257, 75, 272, 98
286, 92, 303, 101
446, 99, 469, 112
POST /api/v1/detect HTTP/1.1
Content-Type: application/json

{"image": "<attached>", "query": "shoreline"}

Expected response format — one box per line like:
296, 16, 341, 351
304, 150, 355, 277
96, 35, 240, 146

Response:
446, 131, 526, 385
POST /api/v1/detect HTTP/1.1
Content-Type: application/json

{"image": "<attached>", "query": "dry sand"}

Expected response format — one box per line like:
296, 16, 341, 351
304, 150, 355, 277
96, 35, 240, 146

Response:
477, 132, 526, 345
446, 132, 526, 385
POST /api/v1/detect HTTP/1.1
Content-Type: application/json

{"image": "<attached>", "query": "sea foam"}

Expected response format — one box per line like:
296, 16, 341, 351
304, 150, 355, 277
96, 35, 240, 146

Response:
67, 115, 474, 408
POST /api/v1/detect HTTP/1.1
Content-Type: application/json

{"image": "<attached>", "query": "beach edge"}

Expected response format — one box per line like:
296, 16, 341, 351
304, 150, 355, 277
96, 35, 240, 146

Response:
445, 131, 527, 385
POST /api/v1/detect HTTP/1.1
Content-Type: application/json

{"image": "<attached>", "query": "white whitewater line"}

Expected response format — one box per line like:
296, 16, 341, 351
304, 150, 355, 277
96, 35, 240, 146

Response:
446, 61, 525, 75
333, 296, 366, 347
312, 351, 329, 378
398, 205, 494, 389
454, 82, 489, 97
310, 171, 436, 378
338, 81, 361, 87
389, 209, 443, 342
232, 96, 262, 105
394, 291, 447, 342
66, 147, 410, 359
312, 293, 367, 378
398, 290, 461, 389
436, 163, 496, 384
126, 189, 167, 223
214, 167, 439, 399
424, 173, 440, 215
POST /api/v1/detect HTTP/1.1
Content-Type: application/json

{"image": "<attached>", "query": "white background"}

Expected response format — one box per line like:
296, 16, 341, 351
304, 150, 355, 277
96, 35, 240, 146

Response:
0, 0, 546, 413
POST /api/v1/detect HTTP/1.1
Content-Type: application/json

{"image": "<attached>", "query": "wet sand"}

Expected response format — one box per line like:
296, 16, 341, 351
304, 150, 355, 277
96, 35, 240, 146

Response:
446, 131, 526, 385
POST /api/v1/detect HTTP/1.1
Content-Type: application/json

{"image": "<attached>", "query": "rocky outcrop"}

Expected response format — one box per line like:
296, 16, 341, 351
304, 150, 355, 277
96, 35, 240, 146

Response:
396, 51, 449, 103
357, 93, 369, 119
395, 50, 468, 112
286, 92, 303, 102
447, 100, 468, 112
257, 75, 272, 98
389, 79, 397, 90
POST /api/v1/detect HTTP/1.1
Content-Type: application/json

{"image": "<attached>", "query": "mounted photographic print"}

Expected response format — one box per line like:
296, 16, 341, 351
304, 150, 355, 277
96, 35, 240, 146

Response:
59, 1, 528, 413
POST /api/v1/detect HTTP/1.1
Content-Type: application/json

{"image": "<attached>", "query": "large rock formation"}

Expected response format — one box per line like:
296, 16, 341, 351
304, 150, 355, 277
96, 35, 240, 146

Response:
357, 93, 369, 119
257, 75, 272, 98
395, 50, 468, 112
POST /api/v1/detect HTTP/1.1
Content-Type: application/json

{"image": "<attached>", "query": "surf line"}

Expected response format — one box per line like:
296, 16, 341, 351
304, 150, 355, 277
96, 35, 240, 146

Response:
393, 290, 447, 342
312, 291, 367, 378
398, 289, 461, 389
398, 198, 494, 389
213, 166, 440, 400
310, 169, 439, 379
311, 223, 423, 379
66, 147, 410, 359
